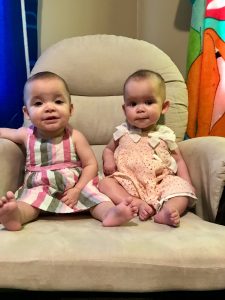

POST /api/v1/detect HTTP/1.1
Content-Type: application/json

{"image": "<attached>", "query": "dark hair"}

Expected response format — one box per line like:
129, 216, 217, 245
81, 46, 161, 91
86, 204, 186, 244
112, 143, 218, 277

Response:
23, 71, 71, 104
123, 69, 166, 100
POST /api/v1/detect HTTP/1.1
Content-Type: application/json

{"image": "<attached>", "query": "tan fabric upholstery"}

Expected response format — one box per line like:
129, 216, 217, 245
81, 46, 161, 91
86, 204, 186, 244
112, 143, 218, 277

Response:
1, 35, 225, 292
1, 213, 225, 292
31, 34, 187, 142
179, 137, 225, 221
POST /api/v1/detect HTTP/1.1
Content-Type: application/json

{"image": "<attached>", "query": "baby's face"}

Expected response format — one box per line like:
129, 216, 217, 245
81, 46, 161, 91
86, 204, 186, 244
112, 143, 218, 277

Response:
23, 78, 73, 138
123, 77, 164, 130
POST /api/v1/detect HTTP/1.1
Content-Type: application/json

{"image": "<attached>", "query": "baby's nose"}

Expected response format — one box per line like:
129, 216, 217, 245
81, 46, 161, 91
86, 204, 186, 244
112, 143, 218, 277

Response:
45, 102, 55, 111
136, 104, 145, 112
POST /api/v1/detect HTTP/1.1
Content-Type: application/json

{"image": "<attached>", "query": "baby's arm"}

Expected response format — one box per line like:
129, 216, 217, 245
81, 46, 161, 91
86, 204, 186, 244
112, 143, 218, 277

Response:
102, 139, 118, 175
0, 127, 27, 146
61, 129, 98, 207
73, 130, 98, 187
171, 147, 193, 186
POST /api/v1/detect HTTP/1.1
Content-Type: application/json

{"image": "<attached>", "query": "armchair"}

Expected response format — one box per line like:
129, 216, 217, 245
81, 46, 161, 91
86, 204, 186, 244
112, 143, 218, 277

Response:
0, 35, 225, 293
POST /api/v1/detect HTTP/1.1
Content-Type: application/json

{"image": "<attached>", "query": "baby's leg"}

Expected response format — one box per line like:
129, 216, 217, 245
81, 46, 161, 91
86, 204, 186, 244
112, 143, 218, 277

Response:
154, 196, 189, 227
99, 178, 154, 221
98, 177, 133, 205
0, 191, 40, 231
90, 198, 138, 227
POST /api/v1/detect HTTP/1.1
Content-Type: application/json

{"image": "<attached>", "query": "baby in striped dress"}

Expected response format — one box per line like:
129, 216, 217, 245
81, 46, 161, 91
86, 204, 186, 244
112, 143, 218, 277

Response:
0, 71, 137, 231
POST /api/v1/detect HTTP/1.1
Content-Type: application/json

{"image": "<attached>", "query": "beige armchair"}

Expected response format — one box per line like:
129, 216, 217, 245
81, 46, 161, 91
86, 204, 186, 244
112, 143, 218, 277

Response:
1, 35, 225, 293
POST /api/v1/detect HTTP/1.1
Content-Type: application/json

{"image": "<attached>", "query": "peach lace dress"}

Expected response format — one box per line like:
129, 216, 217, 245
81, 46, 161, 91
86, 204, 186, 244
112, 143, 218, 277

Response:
111, 123, 197, 211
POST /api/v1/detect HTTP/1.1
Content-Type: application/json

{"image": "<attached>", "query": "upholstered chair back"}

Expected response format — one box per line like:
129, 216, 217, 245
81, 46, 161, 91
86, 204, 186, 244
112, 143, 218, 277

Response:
31, 35, 187, 167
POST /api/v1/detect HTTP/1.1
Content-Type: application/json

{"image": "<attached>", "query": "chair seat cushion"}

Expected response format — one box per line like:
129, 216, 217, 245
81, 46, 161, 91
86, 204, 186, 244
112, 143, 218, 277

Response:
1, 212, 225, 292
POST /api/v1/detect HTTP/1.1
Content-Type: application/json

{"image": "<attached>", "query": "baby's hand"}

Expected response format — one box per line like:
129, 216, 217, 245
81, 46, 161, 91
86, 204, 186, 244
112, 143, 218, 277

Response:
61, 187, 81, 208
103, 161, 117, 176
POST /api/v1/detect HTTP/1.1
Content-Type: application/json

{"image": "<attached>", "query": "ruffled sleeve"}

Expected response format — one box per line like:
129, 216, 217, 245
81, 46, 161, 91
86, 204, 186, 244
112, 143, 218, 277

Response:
148, 125, 178, 150
113, 123, 129, 141
113, 122, 142, 143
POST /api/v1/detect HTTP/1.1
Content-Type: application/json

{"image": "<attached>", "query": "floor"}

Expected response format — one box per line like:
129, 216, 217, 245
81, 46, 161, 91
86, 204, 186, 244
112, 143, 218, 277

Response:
1, 290, 225, 300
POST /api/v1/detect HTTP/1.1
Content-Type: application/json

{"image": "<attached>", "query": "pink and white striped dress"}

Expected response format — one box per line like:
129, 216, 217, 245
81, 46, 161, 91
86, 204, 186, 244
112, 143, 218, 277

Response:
16, 126, 110, 213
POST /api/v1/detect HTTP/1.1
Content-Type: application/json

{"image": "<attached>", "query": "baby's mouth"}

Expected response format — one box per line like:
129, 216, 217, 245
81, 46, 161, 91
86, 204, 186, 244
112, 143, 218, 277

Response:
42, 116, 60, 124
44, 116, 58, 121
136, 117, 148, 120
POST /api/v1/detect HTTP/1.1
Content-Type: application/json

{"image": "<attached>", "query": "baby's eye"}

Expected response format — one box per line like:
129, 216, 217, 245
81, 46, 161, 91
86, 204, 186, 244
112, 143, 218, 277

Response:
55, 99, 64, 104
128, 102, 137, 107
145, 100, 153, 105
33, 101, 43, 107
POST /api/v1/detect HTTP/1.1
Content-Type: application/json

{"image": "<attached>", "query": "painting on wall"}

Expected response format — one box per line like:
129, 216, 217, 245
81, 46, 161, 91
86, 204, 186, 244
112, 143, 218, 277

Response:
186, 0, 225, 138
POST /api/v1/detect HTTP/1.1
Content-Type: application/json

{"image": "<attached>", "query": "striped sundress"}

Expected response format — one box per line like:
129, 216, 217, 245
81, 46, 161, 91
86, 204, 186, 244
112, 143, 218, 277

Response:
15, 126, 110, 213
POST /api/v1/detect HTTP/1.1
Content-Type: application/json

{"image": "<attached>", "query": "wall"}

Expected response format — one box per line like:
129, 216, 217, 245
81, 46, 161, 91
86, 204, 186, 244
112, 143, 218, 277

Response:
38, 0, 137, 53
137, 0, 192, 78
38, 0, 192, 78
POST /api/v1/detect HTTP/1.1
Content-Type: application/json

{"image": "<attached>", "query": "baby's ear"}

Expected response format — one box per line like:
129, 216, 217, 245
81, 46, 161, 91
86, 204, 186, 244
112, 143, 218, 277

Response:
122, 104, 126, 115
23, 106, 30, 120
70, 103, 74, 116
161, 99, 170, 114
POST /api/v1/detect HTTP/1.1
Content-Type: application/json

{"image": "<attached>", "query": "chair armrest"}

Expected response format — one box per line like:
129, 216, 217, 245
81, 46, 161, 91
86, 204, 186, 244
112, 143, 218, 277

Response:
0, 139, 25, 197
179, 137, 225, 222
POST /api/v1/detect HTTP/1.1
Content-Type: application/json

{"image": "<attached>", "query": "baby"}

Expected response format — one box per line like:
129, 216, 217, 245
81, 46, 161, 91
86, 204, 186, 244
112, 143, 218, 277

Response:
98, 69, 197, 227
0, 71, 138, 230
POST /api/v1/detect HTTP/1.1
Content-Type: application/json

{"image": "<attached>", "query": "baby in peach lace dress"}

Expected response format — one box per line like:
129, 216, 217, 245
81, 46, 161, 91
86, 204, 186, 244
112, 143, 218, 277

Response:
98, 69, 197, 227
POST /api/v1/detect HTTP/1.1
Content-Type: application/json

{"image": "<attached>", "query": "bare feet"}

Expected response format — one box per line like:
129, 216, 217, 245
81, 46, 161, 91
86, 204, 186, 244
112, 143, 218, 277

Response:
102, 199, 138, 227
154, 205, 180, 227
130, 197, 155, 221
0, 191, 22, 231
139, 202, 155, 221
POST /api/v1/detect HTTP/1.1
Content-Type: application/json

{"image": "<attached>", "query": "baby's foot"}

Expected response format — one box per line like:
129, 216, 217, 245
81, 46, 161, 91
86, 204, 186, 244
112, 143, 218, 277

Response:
102, 200, 138, 227
0, 191, 22, 231
154, 205, 180, 227
129, 197, 155, 221
139, 202, 155, 221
